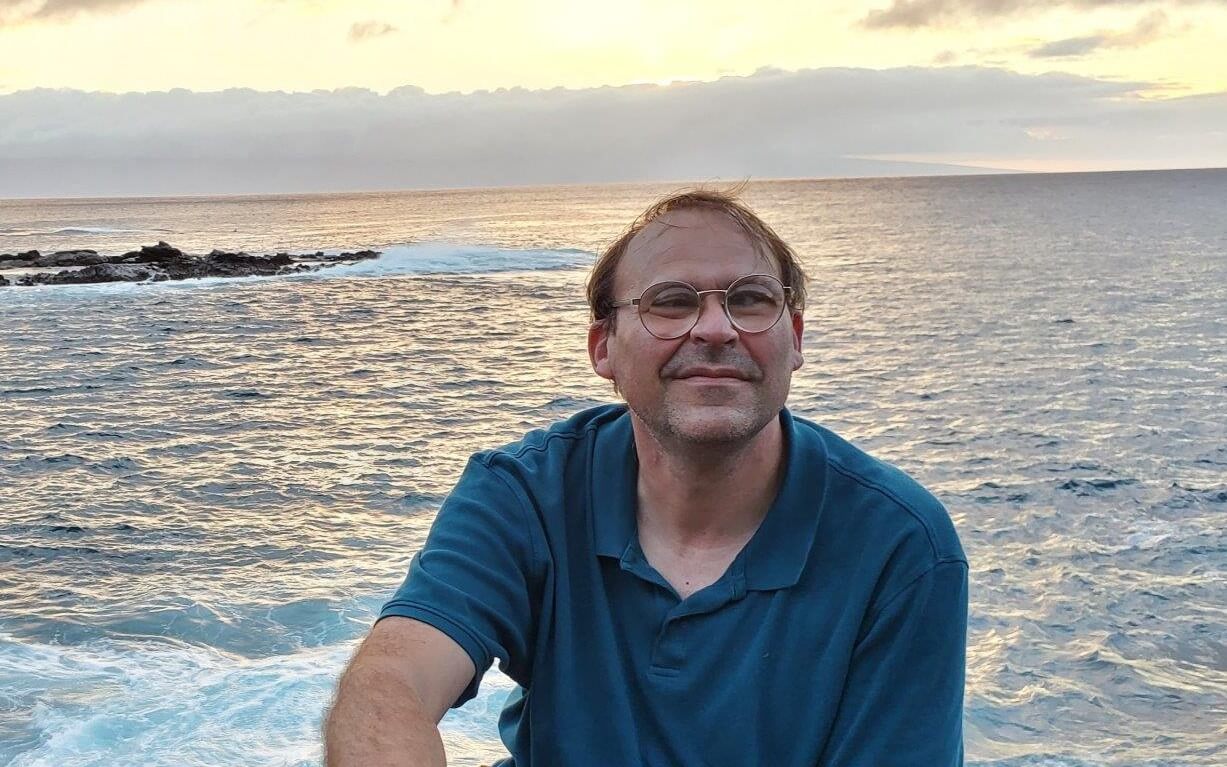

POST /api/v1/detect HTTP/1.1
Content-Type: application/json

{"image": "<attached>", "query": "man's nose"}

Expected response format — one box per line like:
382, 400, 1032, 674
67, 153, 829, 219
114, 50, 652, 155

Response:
689, 293, 738, 344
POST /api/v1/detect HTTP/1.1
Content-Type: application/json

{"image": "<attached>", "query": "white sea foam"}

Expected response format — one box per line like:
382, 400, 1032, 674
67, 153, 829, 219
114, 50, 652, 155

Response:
314, 243, 591, 278
0, 632, 512, 767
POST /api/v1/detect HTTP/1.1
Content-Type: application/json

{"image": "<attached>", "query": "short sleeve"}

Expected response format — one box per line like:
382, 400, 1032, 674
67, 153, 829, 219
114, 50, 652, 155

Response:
378, 456, 545, 707
818, 559, 969, 767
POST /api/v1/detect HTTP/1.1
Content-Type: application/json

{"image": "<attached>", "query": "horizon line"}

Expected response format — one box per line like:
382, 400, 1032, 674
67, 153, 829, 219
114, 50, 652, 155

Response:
3, 166, 1225, 204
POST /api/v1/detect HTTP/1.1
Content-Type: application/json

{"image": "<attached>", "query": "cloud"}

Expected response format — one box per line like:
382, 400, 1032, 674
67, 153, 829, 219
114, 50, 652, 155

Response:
0, 0, 147, 25
862, 0, 1202, 29
1029, 9, 1169, 57
349, 20, 397, 42
0, 1, 426, 27
1031, 34, 1106, 56
0, 66, 1223, 197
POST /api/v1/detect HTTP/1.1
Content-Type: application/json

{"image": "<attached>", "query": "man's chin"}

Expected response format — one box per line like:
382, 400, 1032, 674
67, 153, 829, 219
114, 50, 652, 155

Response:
658, 403, 768, 446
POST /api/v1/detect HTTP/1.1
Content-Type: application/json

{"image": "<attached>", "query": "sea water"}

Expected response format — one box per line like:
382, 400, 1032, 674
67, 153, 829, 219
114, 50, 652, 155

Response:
2, 172, 1225, 766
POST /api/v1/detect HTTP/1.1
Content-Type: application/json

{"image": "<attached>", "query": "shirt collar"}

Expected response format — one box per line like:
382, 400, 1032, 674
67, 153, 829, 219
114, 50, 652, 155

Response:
591, 407, 638, 558
590, 407, 828, 591
739, 408, 828, 590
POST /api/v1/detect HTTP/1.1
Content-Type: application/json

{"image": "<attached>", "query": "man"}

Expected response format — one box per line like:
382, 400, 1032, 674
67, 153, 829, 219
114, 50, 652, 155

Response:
324, 190, 968, 766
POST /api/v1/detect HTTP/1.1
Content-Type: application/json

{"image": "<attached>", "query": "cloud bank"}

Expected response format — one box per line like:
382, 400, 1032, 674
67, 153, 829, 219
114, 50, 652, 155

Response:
1030, 9, 1168, 57
862, 0, 1213, 28
1, 66, 1224, 197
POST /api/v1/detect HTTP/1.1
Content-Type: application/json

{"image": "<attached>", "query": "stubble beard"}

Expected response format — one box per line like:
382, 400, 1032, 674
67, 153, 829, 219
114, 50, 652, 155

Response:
629, 344, 789, 450
660, 398, 769, 448
629, 376, 782, 454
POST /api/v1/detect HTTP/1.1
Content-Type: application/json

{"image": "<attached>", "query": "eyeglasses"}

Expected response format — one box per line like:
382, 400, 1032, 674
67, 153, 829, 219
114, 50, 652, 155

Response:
609, 274, 793, 340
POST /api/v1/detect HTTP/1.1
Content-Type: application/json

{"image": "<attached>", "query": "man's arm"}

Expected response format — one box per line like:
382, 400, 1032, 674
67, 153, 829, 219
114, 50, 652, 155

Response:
818, 559, 969, 767
324, 616, 477, 767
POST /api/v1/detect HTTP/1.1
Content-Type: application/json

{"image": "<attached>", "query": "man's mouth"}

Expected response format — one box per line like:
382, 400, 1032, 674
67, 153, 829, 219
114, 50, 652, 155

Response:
674, 367, 748, 380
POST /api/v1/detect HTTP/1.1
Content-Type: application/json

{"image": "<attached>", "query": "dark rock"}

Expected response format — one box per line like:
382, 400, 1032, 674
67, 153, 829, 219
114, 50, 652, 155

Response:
8, 243, 381, 286
0, 274, 9, 287
20, 263, 164, 285
35, 249, 104, 268
277, 263, 319, 275
322, 249, 380, 262
0, 250, 39, 266
119, 241, 186, 264
206, 251, 293, 271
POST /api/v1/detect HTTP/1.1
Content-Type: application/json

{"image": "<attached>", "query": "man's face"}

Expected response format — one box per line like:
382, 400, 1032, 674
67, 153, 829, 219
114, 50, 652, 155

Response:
588, 208, 804, 447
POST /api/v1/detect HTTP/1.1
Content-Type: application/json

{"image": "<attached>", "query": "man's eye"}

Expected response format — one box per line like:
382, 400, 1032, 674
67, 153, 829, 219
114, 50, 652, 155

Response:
729, 290, 774, 307
651, 292, 696, 308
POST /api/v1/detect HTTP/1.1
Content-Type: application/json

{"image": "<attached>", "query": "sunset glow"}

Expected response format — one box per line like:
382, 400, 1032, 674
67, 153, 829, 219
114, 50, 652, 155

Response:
1, 0, 1223, 96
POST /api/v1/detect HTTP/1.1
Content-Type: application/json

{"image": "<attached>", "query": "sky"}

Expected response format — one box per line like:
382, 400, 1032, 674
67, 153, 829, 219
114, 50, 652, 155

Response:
1, 0, 1225, 196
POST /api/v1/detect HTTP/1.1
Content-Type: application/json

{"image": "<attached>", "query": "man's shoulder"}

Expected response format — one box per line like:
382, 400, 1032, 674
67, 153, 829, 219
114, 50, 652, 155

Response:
792, 413, 965, 565
473, 403, 628, 473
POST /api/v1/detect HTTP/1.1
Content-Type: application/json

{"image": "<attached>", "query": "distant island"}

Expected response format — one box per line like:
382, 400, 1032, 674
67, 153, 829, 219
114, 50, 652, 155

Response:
0, 241, 380, 287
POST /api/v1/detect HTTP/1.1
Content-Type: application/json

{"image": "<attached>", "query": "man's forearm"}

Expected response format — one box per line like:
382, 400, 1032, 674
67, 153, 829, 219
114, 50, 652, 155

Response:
324, 660, 447, 767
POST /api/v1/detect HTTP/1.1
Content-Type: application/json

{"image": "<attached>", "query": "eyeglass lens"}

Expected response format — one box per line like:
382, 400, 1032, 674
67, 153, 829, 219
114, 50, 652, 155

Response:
639, 275, 786, 338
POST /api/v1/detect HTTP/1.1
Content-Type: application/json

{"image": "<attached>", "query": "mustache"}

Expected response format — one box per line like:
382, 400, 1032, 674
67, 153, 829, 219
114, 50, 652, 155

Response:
660, 348, 761, 381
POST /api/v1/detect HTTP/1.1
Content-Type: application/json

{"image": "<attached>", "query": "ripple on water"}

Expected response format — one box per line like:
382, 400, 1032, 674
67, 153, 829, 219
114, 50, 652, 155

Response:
1057, 477, 1141, 493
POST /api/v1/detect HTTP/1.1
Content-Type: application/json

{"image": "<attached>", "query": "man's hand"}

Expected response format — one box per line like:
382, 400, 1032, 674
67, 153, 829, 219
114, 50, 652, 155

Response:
324, 617, 476, 767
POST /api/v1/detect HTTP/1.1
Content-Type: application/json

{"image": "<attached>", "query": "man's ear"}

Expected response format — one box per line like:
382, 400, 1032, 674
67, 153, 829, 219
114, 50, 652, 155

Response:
588, 319, 615, 381
790, 311, 804, 371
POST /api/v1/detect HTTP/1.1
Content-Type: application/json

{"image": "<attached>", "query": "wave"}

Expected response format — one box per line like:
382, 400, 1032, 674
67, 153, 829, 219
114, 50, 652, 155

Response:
312, 242, 592, 278
1, 226, 167, 237
0, 630, 514, 767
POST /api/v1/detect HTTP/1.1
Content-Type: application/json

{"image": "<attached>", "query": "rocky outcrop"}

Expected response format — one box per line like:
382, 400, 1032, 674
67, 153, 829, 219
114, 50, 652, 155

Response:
32, 263, 164, 285
36, 250, 106, 268
0, 250, 43, 268
2, 242, 381, 287
0, 249, 39, 262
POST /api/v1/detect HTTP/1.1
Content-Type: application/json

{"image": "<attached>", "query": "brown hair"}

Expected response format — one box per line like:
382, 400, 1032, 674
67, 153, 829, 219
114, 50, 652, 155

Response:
586, 187, 807, 330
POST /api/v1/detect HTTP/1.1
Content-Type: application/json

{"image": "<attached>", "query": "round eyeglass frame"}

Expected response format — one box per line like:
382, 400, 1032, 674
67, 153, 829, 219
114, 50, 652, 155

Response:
608, 273, 794, 340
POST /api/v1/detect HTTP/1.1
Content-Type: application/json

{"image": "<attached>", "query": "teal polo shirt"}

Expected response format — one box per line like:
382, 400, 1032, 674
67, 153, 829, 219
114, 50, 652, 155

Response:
380, 404, 968, 767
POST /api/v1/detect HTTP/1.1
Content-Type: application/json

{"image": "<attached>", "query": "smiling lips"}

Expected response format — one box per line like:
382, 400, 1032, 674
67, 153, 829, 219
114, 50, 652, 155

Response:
674, 367, 749, 380
661, 351, 760, 382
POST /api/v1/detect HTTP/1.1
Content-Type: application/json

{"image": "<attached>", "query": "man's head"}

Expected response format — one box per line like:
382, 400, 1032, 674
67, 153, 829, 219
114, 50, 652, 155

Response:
586, 189, 808, 449
587, 189, 807, 329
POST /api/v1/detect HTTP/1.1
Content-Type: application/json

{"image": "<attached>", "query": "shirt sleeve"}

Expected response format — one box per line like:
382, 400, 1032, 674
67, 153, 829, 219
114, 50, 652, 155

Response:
378, 455, 545, 707
818, 559, 969, 767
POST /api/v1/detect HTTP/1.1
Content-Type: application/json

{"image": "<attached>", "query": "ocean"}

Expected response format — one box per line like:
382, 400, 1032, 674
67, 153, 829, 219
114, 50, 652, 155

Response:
1, 171, 1225, 766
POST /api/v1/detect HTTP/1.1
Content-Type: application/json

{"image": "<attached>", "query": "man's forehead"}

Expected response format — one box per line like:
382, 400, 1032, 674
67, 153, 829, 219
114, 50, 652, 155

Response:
622, 208, 773, 277
628, 208, 747, 249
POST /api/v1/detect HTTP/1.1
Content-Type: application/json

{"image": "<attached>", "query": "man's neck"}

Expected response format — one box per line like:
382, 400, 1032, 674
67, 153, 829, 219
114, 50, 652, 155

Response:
630, 413, 787, 550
